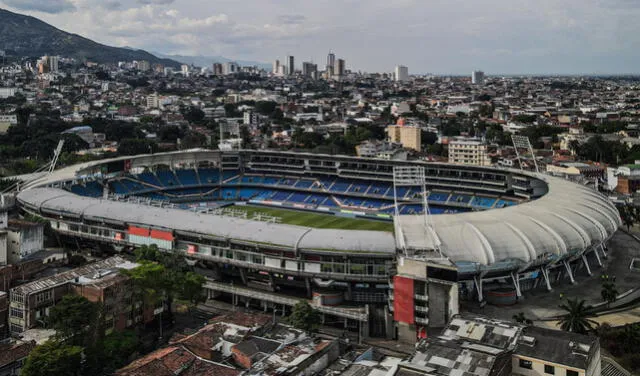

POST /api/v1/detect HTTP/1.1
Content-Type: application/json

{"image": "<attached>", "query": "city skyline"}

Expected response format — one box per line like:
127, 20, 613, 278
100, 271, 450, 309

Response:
1, 0, 640, 74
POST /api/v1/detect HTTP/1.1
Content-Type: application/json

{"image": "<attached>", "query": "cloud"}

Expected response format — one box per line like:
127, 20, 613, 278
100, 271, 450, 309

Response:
136, 0, 175, 4
102, 1, 122, 10
2, 0, 75, 13
277, 14, 306, 25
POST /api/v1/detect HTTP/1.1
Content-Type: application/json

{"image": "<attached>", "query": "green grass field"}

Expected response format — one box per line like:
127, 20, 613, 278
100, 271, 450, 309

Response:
232, 205, 394, 232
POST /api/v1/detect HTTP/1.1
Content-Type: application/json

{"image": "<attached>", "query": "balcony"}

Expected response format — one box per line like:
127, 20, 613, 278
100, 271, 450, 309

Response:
414, 294, 428, 301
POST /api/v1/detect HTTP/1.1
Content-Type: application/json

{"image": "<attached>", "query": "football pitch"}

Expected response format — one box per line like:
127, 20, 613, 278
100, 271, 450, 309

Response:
232, 205, 394, 232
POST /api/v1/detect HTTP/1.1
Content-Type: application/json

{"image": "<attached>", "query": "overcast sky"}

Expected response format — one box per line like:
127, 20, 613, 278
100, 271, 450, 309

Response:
2, 0, 639, 74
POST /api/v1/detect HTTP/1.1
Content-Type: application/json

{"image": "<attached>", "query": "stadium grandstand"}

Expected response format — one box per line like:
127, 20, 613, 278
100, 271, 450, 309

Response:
12, 149, 620, 341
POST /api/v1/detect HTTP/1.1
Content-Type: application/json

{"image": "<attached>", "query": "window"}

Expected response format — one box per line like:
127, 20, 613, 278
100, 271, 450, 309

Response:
519, 359, 533, 370
566, 371, 579, 376
544, 365, 555, 375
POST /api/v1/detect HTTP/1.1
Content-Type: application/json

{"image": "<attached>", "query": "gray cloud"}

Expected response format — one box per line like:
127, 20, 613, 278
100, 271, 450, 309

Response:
136, 0, 175, 4
103, 1, 122, 10
2, 0, 75, 13
277, 14, 306, 25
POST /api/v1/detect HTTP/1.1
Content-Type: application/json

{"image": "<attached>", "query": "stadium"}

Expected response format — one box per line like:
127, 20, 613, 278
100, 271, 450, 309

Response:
14, 149, 620, 340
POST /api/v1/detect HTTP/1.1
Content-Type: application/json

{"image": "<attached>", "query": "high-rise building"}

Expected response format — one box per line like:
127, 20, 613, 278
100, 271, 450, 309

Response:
272, 59, 280, 74
224, 62, 239, 75
287, 56, 295, 76
472, 70, 485, 85
326, 52, 335, 77
212, 63, 224, 76
181, 64, 190, 77
448, 137, 491, 166
48, 56, 59, 73
395, 65, 409, 82
386, 123, 421, 152
136, 60, 151, 72
302, 62, 317, 78
335, 59, 345, 77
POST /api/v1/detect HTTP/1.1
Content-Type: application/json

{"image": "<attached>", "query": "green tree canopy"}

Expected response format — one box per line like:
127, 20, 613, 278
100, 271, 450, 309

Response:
289, 301, 322, 333
49, 294, 99, 345
22, 340, 83, 376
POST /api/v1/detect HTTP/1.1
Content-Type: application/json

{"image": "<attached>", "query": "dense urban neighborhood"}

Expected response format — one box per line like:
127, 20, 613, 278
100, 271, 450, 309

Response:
0, 5, 640, 376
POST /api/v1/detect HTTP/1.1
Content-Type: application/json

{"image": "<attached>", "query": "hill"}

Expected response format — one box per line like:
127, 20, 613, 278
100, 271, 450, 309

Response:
153, 52, 271, 71
0, 8, 180, 67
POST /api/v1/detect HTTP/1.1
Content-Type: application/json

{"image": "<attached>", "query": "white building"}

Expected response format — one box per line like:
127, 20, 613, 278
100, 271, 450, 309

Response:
448, 138, 491, 166
181, 64, 190, 77
48, 56, 59, 73
395, 65, 409, 82
146, 93, 160, 109
272, 59, 280, 74
0, 88, 17, 99
472, 70, 485, 85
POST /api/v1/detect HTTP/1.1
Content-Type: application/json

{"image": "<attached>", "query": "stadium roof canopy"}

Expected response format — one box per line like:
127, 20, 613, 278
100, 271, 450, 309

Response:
18, 187, 396, 255
395, 172, 620, 266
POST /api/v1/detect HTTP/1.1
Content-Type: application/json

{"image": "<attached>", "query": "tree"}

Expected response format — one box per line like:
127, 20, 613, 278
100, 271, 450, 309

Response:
48, 294, 99, 345
255, 101, 278, 116
181, 272, 206, 306
99, 330, 139, 373
512, 312, 533, 325
21, 340, 83, 376
601, 274, 618, 307
289, 301, 321, 333
182, 106, 205, 124
558, 299, 597, 334
117, 138, 158, 156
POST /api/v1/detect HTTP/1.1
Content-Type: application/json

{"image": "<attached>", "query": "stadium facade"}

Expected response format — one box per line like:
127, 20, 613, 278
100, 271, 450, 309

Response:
14, 150, 620, 341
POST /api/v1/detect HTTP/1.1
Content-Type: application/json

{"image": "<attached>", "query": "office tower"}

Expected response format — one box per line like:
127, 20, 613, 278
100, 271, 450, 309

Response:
288, 55, 295, 76
273, 59, 280, 74
137, 60, 151, 71
335, 59, 345, 77
326, 52, 335, 77
181, 64, 190, 77
302, 62, 317, 78
395, 65, 409, 82
277, 65, 287, 76
224, 62, 239, 75
472, 70, 485, 85
212, 63, 224, 76
48, 56, 59, 73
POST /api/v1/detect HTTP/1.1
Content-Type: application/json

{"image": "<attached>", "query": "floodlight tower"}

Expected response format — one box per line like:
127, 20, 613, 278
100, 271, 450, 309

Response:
511, 135, 539, 173
392, 166, 442, 257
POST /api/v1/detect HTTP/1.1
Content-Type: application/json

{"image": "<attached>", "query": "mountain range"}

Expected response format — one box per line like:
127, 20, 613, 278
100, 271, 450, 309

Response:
153, 52, 271, 71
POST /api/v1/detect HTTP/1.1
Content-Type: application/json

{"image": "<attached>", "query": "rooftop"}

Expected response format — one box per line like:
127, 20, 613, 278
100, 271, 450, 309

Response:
11, 256, 129, 295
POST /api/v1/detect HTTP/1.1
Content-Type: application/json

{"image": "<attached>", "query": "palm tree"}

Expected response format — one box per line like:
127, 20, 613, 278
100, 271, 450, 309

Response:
601, 274, 618, 307
512, 312, 533, 325
558, 299, 597, 334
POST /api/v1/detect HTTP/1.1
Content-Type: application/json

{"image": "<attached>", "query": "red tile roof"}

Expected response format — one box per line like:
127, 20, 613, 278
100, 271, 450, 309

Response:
0, 341, 36, 368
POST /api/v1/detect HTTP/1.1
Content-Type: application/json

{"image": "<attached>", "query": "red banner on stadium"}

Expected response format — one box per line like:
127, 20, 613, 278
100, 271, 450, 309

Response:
394, 276, 415, 324
128, 226, 150, 237
150, 229, 175, 241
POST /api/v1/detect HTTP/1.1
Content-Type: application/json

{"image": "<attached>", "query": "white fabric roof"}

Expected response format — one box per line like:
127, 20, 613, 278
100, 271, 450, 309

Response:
395, 173, 620, 265
17, 188, 396, 254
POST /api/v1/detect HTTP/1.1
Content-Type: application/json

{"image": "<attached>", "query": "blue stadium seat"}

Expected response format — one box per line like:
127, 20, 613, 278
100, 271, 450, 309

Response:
136, 172, 162, 187
321, 197, 338, 207
495, 199, 515, 208
472, 197, 497, 208
428, 192, 450, 202
220, 188, 237, 200
156, 170, 179, 186
347, 182, 369, 194
294, 180, 315, 189
241, 175, 263, 184
121, 179, 147, 193
287, 193, 309, 203
175, 169, 199, 186
198, 169, 220, 184
262, 176, 280, 185
110, 181, 130, 195
328, 181, 350, 193
368, 184, 391, 195
272, 191, 292, 201
238, 188, 258, 200
70, 182, 103, 198
449, 194, 473, 204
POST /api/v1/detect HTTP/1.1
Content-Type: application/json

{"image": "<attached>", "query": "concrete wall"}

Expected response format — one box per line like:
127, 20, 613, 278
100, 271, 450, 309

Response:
7, 225, 44, 264
0, 232, 6, 266
428, 282, 447, 328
